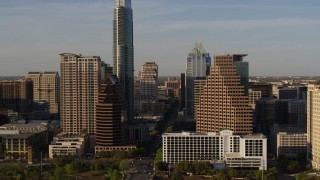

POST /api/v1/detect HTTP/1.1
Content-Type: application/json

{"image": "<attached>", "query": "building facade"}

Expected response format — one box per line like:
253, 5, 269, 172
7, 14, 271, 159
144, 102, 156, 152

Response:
113, 0, 134, 120
139, 62, 158, 103
307, 84, 320, 169
185, 42, 211, 116
277, 132, 307, 158
95, 75, 124, 149
0, 123, 48, 160
162, 130, 267, 170
49, 136, 88, 158
26, 72, 60, 115
0, 79, 33, 120
196, 54, 253, 134
60, 53, 101, 135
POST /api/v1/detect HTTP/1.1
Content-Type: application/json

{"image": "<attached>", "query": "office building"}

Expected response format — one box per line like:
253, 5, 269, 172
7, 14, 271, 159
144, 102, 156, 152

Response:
164, 77, 180, 98
95, 75, 124, 149
163, 129, 267, 170
26, 72, 60, 115
307, 84, 320, 169
185, 42, 211, 116
113, 0, 134, 120
139, 62, 158, 102
0, 79, 33, 120
277, 132, 307, 158
196, 54, 252, 134
49, 136, 88, 158
60, 53, 101, 135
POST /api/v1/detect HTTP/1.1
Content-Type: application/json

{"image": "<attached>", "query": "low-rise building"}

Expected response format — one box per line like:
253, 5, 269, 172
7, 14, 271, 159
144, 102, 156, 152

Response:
49, 136, 88, 158
162, 130, 267, 170
0, 123, 48, 160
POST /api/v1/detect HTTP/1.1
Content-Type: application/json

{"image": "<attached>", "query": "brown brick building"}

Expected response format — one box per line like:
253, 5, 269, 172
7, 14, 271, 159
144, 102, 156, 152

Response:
195, 55, 253, 134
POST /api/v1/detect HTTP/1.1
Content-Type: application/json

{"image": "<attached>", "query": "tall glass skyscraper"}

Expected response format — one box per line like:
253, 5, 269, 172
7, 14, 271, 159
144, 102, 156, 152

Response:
113, 0, 134, 120
185, 42, 211, 117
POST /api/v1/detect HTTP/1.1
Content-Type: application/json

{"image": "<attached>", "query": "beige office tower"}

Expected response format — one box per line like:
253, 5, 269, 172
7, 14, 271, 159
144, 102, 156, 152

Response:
26, 72, 60, 115
139, 62, 158, 102
196, 55, 253, 134
307, 84, 320, 169
60, 53, 101, 135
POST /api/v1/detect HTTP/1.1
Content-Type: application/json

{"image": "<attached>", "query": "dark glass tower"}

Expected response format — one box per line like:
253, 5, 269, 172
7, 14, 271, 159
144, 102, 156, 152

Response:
113, 0, 134, 120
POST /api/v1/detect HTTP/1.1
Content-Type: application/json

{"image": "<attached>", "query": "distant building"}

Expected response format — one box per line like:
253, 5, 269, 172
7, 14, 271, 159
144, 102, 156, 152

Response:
249, 83, 272, 98
0, 79, 34, 120
196, 54, 252, 134
139, 62, 158, 103
279, 88, 298, 99
248, 89, 262, 109
49, 136, 88, 158
180, 73, 185, 111
163, 129, 267, 170
60, 53, 101, 135
185, 42, 211, 116
33, 100, 50, 120
26, 72, 60, 115
164, 77, 180, 98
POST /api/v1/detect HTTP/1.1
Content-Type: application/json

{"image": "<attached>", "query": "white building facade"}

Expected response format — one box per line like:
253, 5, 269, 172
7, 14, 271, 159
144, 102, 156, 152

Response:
162, 130, 267, 170
49, 136, 88, 158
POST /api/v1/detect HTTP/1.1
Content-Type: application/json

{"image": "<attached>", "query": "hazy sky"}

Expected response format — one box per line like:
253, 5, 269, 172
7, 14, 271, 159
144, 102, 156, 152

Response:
0, 0, 319, 76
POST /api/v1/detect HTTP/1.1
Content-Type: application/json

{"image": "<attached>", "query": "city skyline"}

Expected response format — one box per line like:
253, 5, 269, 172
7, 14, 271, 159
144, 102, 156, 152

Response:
0, 0, 320, 76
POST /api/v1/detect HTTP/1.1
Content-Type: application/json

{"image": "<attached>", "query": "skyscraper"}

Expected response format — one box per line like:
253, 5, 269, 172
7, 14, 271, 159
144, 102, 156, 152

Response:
113, 0, 134, 120
26, 72, 60, 116
95, 75, 124, 149
195, 54, 252, 134
185, 42, 211, 116
60, 53, 101, 135
307, 84, 320, 169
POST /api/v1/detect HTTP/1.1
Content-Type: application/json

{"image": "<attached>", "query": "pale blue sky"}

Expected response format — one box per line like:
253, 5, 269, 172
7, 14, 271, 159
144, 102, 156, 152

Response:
0, 0, 319, 76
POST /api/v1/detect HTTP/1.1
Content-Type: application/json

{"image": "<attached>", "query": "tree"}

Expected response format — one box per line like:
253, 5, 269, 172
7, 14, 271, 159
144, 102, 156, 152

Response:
54, 166, 65, 180
155, 148, 163, 161
93, 160, 104, 171
0, 143, 5, 159
155, 161, 167, 171
119, 159, 130, 171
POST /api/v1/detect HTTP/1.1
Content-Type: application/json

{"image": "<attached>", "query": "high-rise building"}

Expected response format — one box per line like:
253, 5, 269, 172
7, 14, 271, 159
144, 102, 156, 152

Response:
95, 75, 124, 149
113, 0, 134, 120
185, 42, 211, 116
60, 53, 101, 135
196, 54, 252, 134
26, 72, 60, 115
139, 62, 158, 102
0, 79, 33, 120
307, 84, 320, 169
